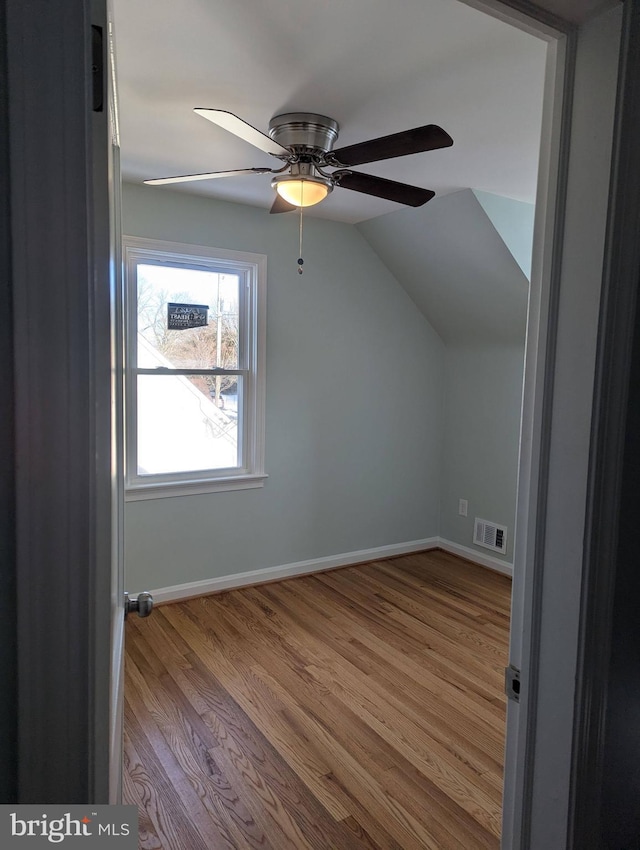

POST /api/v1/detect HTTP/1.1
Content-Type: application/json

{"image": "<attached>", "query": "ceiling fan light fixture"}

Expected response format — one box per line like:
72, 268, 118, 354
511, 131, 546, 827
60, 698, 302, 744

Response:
272, 174, 333, 208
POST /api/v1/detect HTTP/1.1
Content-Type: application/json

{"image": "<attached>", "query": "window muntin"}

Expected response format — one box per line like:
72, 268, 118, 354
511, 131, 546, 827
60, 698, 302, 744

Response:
124, 238, 266, 498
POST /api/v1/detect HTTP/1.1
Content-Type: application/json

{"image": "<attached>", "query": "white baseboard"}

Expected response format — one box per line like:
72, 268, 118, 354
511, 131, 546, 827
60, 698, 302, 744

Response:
437, 538, 513, 576
144, 536, 512, 604
148, 537, 440, 604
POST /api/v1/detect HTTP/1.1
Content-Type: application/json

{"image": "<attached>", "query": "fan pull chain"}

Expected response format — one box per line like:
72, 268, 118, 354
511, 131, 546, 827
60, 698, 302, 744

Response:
297, 185, 304, 274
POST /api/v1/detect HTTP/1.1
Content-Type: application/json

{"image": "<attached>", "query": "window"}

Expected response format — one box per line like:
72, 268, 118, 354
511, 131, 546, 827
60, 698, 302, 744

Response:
124, 237, 266, 499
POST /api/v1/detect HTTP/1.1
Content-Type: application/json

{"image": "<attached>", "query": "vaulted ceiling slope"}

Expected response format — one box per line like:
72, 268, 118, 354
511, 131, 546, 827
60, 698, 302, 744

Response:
357, 188, 530, 344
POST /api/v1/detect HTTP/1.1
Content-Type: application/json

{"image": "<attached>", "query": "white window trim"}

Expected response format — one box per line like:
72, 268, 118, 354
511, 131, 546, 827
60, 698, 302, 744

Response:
123, 236, 267, 500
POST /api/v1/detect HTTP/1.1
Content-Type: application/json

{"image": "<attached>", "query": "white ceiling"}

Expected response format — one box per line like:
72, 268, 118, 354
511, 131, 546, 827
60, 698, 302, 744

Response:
113, 0, 548, 224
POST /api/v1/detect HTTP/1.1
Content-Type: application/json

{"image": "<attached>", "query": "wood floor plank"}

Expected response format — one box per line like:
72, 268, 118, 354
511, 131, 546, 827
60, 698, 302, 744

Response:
125, 665, 259, 850
160, 602, 353, 822
236, 585, 504, 802
394, 554, 511, 617
188, 597, 463, 847
317, 569, 505, 682
308, 571, 506, 711
159, 605, 377, 850
123, 550, 510, 849
279, 582, 504, 756
124, 697, 238, 850
168, 591, 477, 848
122, 737, 165, 850
257, 577, 506, 755
127, 633, 287, 850
250, 660, 497, 850
354, 565, 509, 653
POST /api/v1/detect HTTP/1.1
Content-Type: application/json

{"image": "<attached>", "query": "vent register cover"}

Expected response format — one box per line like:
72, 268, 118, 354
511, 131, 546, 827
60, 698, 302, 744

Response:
474, 518, 507, 553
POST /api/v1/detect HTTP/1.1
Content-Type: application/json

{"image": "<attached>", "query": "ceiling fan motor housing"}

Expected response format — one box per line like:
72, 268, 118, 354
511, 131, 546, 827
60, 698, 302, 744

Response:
268, 112, 340, 156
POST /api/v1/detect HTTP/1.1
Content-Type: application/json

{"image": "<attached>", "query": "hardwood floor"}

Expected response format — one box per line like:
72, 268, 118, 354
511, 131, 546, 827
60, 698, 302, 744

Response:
123, 550, 511, 849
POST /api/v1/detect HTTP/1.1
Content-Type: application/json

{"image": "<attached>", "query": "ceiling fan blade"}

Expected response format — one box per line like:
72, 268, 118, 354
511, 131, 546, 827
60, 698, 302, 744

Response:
330, 125, 453, 167
269, 194, 297, 214
144, 168, 272, 186
334, 171, 435, 207
194, 109, 290, 157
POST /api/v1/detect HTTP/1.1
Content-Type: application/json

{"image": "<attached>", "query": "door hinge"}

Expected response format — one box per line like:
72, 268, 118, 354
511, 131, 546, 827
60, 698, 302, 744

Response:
505, 664, 521, 702
91, 25, 104, 112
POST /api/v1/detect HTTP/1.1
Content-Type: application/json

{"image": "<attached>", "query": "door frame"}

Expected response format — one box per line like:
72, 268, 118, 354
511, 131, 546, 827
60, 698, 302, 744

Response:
460, 1, 577, 846
498, 16, 574, 849
470, 1, 627, 847
0, 0, 18, 805
101, 0, 127, 803
6, 0, 114, 802
568, 0, 640, 845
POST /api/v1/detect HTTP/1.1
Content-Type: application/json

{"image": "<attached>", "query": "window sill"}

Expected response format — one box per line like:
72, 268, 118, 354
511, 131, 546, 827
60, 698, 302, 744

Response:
125, 473, 268, 501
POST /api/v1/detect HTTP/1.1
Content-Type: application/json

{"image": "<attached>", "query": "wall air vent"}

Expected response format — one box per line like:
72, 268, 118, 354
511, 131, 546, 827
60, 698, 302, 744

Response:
474, 518, 507, 553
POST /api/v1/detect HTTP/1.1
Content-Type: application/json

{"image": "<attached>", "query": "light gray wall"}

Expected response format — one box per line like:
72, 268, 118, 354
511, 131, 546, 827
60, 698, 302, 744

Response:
123, 183, 444, 591
473, 190, 535, 279
440, 343, 525, 562
358, 187, 530, 562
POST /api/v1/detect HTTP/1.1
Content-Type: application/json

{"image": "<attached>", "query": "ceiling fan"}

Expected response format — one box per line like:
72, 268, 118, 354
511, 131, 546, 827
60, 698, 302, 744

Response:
144, 110, 453, 213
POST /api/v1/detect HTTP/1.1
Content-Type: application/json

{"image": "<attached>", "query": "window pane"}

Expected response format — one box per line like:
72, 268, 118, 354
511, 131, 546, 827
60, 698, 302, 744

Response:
137, 263, 239, 370
137, 374, 242, 475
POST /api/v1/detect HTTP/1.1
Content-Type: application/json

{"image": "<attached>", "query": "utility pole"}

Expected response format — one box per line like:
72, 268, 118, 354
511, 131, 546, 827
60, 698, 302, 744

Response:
215, 275, 222, 406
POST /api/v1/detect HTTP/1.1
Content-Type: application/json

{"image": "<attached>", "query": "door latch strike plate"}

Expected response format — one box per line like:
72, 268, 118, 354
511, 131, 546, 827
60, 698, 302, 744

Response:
505, 664, 521, 702
91, 25, 104, 112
